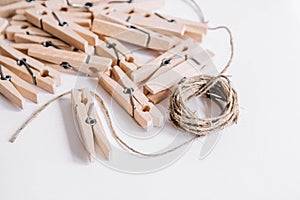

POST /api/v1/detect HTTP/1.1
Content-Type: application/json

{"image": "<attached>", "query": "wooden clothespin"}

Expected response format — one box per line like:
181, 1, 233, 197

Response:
144, 49, 214, 96
13, 33, 72, 50
25, 7, 98, 52
71, 88, 111, 161
0, 42, 60, 93
5, 22, 52, 41
99, 72, 154, 130
130, 38, 199, 83
97, 8, 186, 37
0, 63, 39, 109
155, 13, 208, 42
111, 65, 164, 127
0, 0, 37, 18
95, 37, 144, 73
90, 0, 165, 17
26, 44, 112, 77
92, 18, 176, 51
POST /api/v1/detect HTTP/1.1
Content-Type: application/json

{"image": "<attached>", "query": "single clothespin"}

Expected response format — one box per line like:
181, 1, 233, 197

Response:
0, 0, 37, 18
154, 13, 208, 42
0, 64, 39, 109
26, 44, 112, 77
144, 49, 214, 95
92, 18, 176, 51
53, 10, 92, 27
5, 22, 52, 41
0, 42, 60, 93
71, 88, 111, 161
95, 37, 144, 73
98, 72, 154, 130
25, 7, 98, 52
97, 8, 186, 37
90, 0, 165, 17
111, 65, 164, 127
13, 33, 72, 50
130, 38, 199, 83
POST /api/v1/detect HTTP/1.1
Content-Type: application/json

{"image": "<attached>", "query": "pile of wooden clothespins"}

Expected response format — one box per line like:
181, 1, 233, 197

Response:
1, 0, 238, 162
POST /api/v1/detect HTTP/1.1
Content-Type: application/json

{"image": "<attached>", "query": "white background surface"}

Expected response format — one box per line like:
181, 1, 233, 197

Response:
1, 0, 300, 199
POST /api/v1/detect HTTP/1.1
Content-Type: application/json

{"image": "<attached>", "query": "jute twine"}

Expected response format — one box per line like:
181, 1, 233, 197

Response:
169, 26, 239, 136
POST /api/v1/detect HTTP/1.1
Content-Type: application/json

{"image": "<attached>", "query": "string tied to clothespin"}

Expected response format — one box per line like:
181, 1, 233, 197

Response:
17, 58, 37, 85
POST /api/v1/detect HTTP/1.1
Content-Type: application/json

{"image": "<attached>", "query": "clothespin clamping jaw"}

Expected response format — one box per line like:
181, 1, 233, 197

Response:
98, 65, 165, 131
71, 88, 111, 162
0, 63, 39, 109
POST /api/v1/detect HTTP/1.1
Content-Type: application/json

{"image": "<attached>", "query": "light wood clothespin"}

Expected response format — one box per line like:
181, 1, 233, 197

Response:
0, 63, 39, 109
71, 88, 111, 161
90, 0, 165, 17
144, 49, 214, 95
95, 37, 144, 73
130, 38, 199, 83
5, 22, 51, 41
25, 7, 98, 52
97, 9, 185, 37
0, 42, 60, 93
98, 72, 153, 130
92, 18, 175, 51
0, 0, 37, 18
13, 33, 72, 50
112, 65, 164, 127
156, 13, 208, 42
26, 44, 112, 77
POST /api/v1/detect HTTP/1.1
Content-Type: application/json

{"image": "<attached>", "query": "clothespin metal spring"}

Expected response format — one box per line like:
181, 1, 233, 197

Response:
66, 0, 93, 8
42, 41, 61, 49
0, 65, 11, 81
154, 13, 176, 23
17, 59, 37, 85
123, 88, 136, 118
161, 54, 188, 66
106, 43, 121, 66
85, 103, 97, 126
52, 12, 68, 27
60, 62, 89, 76
126, 25, 151, 47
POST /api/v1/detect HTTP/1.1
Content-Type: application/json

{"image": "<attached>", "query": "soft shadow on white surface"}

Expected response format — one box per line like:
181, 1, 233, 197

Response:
58, 98, 89, 164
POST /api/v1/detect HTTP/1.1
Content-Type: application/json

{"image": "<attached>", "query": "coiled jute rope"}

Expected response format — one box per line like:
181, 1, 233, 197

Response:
169, 26, 239, 136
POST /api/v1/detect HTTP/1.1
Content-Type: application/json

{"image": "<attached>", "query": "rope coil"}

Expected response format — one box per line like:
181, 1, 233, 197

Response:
169, 75, 239, 136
